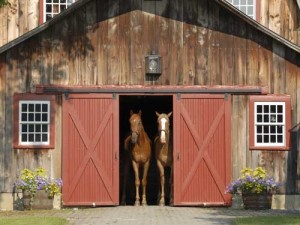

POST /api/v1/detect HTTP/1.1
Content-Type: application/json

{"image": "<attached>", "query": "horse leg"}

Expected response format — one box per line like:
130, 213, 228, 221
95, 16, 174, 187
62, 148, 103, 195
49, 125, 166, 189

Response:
169, 166, 174, 206
157, 160, 165, 206
121, 152, 130, 205
132, 160, 140, 206
141, 160, 150, 206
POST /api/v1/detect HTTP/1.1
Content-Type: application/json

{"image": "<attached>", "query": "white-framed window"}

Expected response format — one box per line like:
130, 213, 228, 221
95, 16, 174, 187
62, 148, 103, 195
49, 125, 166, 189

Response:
19, 101, 50, 145
226, 0, 256, 19
254, 102, 285, 147
249, 95, 291, 151
43, 0, 75, 22
14, 94, 55, 149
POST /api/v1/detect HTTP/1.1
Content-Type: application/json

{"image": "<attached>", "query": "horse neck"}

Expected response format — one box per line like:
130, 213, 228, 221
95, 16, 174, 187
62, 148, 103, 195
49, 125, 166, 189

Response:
137, 128, 150, 144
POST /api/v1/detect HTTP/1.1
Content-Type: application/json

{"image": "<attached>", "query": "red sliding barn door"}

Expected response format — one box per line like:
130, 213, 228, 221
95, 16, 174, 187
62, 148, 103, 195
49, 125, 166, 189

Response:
62, 94, 119, 206
173, 94, 231, 206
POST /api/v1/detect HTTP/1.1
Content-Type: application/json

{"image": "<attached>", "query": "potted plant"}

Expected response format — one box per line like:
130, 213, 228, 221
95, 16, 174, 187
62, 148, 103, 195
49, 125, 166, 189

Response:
226, 167, 281, 210
14, 167, 63, 210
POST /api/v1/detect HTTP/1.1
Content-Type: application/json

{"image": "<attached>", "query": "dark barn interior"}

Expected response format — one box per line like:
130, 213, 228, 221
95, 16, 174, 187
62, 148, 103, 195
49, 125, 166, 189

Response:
119, 95, 173, 205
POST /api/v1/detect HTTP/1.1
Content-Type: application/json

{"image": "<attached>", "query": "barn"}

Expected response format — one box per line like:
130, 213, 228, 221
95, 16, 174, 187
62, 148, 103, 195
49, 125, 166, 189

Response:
0, 0, 300, 209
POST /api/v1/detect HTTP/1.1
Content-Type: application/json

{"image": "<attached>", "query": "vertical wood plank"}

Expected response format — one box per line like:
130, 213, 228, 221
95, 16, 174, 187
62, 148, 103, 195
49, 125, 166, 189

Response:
272, 41, 286, 94
196, 0, 208, 85
0, 6, 8, 46
258, 36, 272, 93
239, 96, 248, 167
39, 29, 52, 85
207, 1, 220, 85
71, 6, 87, 85
246, 27, 259, 85
51, 20, 65, 85
67, 14, 77, 85
96, 0, 108, 85
57, 16, 71, 85
259, 0, 269, 27
27, 0, 39, 31
107, 0, 120, 85
156, 0, 170, 85
168, 0, 183, 85
0, 54, 6, 191
285, 50, 298, 193
130, 0, 143, 84
7, 0, 19, 42
78, 7, 87, 85
119, 1, 131, 85
4, 48, 19, 192
182, 0, 197, 85
219, 9, 233, 85
142, 0, 156, 84
85, 1, 98, 85
268, 0, 281, 35
231, 95, 240, 180
232, 18, 246, 85
288, 0, 299, 46
18, 0, 28, 36
297, 67, 300, 193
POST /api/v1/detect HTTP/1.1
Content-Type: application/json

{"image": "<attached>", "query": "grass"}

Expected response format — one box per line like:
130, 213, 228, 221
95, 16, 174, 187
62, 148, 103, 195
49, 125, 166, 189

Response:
0, 217, 68, 225
233, 215, 300, 225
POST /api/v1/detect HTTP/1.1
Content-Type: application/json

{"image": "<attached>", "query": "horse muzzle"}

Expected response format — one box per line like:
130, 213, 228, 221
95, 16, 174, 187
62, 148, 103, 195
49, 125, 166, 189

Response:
160, 130, 166, 143
131, 132, 138, 144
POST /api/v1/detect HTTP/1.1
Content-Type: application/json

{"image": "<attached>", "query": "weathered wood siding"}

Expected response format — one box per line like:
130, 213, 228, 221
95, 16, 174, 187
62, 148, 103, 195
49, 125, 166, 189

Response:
260, 0, 300, 46
0, 0, 39, 47
1, 0, 300, 47
0, 0, 300, 195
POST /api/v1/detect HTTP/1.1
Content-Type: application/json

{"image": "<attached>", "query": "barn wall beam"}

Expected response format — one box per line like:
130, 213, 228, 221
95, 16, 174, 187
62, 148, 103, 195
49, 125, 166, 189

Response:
35, 85, 269, 95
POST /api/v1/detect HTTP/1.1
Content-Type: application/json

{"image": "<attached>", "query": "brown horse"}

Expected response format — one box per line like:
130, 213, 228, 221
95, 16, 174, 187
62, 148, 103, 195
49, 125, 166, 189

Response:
124, 110, 151, 206
154, 111, 173, 206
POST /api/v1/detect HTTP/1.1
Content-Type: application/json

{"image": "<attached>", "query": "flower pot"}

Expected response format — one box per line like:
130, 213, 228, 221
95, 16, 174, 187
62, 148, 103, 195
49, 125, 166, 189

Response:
231, 194, 243, 209
23, 190, 54, 210
242, 194, 272, 210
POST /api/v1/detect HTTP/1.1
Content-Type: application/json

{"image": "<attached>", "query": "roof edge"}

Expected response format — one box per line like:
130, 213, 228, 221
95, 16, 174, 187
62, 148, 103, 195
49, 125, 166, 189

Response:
217, 0, 300, 53
1, 0, 300, 55
0, 0, 92, 54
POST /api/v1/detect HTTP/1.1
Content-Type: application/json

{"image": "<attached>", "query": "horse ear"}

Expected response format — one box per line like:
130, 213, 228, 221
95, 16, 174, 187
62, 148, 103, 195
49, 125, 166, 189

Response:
130, 110, 133, 116
167, 112, 172, 117
138, 110, 142, 116
155, 111, 160, 117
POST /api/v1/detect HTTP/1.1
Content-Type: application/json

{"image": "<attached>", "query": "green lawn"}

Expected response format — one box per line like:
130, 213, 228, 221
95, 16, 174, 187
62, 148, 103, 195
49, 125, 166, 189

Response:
0, 217, 68, 225
233, 215, 300, 225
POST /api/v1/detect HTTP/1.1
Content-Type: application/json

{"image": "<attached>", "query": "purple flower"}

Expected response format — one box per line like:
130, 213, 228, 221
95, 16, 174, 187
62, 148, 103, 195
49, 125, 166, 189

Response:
14, 167, 63, 197
225, 167, 281, 195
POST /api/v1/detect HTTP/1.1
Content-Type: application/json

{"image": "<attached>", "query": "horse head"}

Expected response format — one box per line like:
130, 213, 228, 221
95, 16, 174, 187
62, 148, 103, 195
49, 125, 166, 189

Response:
129, 110, 143, 144
155, 111, 172, 144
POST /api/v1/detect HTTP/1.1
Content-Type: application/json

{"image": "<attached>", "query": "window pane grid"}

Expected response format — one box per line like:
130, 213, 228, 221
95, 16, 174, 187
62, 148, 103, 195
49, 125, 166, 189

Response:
254, 102, 285, 146
19, 101, 50, 145
44, 0, 75, 22
226, 0, 256, 19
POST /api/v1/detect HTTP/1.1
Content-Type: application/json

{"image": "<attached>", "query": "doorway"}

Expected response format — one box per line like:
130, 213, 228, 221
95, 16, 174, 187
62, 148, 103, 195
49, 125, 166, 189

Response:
119, 95, 173, 205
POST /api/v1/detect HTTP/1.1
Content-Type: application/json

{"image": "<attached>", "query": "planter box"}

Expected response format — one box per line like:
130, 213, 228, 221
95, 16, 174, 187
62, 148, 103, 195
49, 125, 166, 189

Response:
242, 194, 272, 210
23, 190, 53, 210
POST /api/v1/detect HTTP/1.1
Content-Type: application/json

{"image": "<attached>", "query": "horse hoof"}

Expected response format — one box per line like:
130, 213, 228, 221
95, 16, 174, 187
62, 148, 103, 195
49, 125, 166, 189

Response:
142, 201, 147, 206
169, 200, 174, 206
134, 201, 140, 206
159, 201, 165, 206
